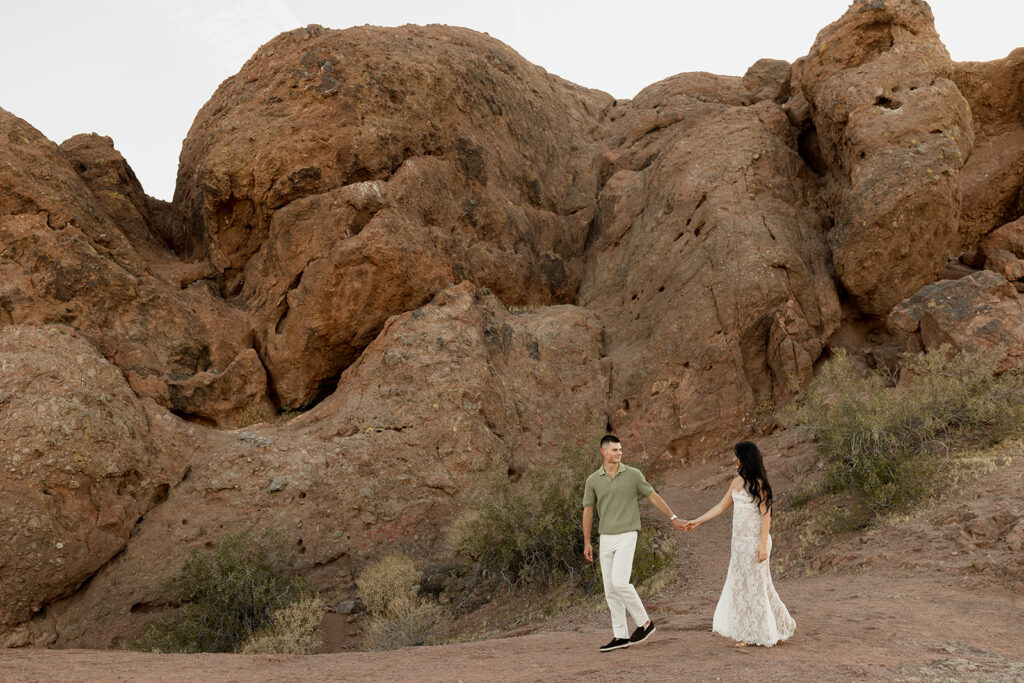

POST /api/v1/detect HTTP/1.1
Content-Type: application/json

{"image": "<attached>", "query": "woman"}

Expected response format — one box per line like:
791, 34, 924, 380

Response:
683, 441, 795, 647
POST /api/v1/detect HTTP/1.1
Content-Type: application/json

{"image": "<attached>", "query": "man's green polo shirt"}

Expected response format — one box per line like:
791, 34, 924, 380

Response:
582, 463, 655, 535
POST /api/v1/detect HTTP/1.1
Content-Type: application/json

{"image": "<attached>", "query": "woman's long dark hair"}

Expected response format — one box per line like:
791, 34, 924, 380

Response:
735, 441, 772, 512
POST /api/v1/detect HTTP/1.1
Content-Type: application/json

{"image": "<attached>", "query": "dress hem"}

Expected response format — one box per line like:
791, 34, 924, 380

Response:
712, 627, 794, 648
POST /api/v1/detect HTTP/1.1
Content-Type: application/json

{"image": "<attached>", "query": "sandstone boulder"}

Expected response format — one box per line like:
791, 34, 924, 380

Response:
166, 348, 275, 427
0, 326, 185, 631
887, 270, 1024, 368
171, 24, 612, 408
742, 58, 791, 104
954, 49, 1024, 245
796, 0, 974, 315
978, 217, 1024, 286
0, 109, 257, 424
57, 134, 159, 251
581, 74, 840, 464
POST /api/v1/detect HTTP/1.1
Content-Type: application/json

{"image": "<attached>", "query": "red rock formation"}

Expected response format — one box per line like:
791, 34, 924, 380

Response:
3, 0, 1024, 650
0, 108, 253, 417
166, 348, 275, 427
0, 326, 186, 633
795, 0, 974, 316
580, 72, 840, 464
888, 270, 1024, 369
58, 134, 161, 252
171, 24, 611, 408
13, 283, 609, 648
954, 49, 1024, 245
978, 217, 1024, 287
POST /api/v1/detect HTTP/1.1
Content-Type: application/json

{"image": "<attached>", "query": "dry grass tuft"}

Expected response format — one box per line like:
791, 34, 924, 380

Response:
238, 595, 325, 654
357, 553, 453, 651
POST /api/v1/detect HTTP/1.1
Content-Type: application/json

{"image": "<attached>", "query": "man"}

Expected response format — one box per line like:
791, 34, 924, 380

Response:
583, 434, 685, 652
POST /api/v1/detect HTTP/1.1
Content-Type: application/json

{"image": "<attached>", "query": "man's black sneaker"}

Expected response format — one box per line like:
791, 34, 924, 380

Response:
599, 637, 631, 652
629, 621, 656, 644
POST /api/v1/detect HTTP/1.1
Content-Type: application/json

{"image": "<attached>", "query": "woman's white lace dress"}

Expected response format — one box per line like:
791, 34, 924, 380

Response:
712, 487, 795, 646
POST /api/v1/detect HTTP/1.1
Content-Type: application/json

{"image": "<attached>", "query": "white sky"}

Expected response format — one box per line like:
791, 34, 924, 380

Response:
1, 1, 1020, 200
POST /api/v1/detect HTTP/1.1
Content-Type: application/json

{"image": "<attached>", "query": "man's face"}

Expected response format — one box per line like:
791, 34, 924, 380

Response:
601, 441, 623, 465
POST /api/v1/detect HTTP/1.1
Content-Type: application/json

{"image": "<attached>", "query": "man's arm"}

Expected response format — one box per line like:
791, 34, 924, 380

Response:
583, 506, 595, 562
646, 492, 686, 530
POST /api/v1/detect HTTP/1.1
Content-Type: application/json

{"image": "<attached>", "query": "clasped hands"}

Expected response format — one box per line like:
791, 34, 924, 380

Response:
673, 518, 699, 532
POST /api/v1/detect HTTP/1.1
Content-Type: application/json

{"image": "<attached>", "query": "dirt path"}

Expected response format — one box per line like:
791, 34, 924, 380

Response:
4, 453, 1024, 681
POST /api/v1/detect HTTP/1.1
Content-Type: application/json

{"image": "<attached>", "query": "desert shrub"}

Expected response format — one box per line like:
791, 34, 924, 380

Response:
789, 347, 1024, 520
357, 553, 452, 650
450, 441, 675, 593
238, 595, 325, 654
131, 530, 315, 653
361, 595, 453, 651
355, 553, 421, 615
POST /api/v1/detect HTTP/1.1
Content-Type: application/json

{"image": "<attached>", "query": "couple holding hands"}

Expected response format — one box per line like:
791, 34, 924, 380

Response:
582, 435, 795, 652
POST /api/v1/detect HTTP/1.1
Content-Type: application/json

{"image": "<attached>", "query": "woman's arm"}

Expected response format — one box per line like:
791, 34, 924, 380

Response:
757, 503, 771, 562
683, 478, 739, 530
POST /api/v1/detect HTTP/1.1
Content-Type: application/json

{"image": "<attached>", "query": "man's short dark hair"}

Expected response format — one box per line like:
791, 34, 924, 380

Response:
600, 434, 620, 449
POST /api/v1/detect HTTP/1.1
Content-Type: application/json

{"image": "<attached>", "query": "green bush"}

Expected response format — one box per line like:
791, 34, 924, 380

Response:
789, 347, 1024, 520
357, 553, 452, 650
450, 441, 675, 593
131, 530, 315, 653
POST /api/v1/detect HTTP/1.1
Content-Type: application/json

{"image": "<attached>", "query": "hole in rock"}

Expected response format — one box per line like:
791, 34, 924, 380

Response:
130, 603, 163, 614
348, 166, 374, 183
152, 484, 169, 505
798, 126, 828, 175
874, 96, 900, 110
170, 410, 218, 428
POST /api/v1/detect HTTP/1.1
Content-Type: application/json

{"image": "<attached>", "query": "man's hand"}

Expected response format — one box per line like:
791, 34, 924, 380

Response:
672, 518, 688, 531
681, 520, 699, 531
584, 541, 594, 563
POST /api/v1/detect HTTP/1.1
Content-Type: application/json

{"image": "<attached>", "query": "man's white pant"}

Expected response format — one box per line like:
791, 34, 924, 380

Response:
599, 531, 649, 638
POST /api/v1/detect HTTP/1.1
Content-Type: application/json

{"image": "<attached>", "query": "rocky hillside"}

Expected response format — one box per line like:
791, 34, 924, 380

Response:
2, 0, 1023, 648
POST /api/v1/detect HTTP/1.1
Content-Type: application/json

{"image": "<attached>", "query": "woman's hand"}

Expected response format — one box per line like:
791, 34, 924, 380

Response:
681, 520, 700, 531
756, 542, 769, 563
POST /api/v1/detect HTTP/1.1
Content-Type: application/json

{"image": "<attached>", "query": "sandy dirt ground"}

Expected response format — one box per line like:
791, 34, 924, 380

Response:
4, 457, 1024, 682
